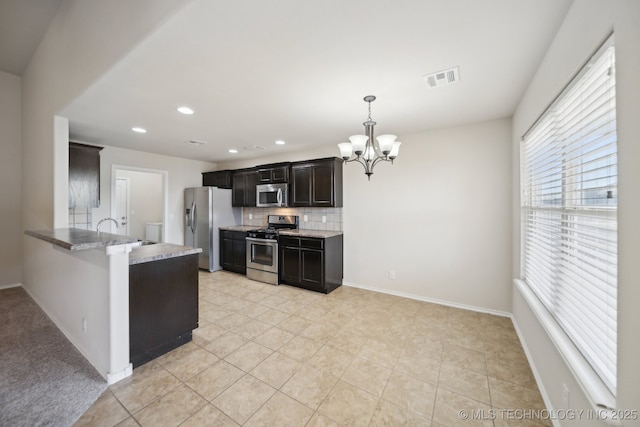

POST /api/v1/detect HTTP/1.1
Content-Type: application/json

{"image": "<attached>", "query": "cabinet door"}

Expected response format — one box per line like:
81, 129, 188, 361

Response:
311, 162, 334, 207
203, 171, 232, 189
69, 143, 102, 208
291, 166, 312, 207
272, 166, 289, 183
232, 173, 245, 207
245, 171, 259, 206
257, 169, 272, 183
280, 245, 301, 285
220, 237, 234, 270
300, 248, 324, 292
232, 237, 247, 272
232, 171, 258, 207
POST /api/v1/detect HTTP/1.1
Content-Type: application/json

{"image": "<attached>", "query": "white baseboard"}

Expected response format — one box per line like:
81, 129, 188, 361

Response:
342, 280, 512, 318
107, 363, 133, 385
510, 297, 561, 427
0, 282, 22, 290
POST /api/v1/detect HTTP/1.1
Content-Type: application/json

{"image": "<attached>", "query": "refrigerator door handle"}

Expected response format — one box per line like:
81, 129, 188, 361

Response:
191, 201, 197, 234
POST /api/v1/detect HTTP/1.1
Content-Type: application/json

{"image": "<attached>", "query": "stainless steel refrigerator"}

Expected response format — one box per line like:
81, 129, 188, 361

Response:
184, 187, 241, 272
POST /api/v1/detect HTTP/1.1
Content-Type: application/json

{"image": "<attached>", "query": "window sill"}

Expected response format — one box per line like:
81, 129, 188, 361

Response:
514, 278, 617, 414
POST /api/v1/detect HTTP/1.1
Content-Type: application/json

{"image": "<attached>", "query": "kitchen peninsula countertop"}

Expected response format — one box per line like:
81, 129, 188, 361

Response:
25, 228, 139, 251
129, 243, 201, 265
25, 228, 202, 264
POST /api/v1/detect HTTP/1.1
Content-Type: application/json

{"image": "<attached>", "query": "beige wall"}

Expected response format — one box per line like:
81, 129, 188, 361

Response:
222, 118, 513, 314
342, 119, 512, 314
0, 71, 22, 287
512, 0, 640, 423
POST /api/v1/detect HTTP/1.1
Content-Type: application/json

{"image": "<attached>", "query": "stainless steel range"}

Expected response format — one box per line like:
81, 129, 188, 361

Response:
246, 215, 299, 285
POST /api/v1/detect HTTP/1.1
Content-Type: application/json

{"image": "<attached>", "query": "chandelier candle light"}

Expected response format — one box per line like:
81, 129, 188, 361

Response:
338, 95, 401, 180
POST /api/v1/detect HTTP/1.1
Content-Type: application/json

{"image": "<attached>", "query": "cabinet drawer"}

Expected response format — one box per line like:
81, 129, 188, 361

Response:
279, 236, 300, 247
221, 230, 234, 239
300, 238, 323, 249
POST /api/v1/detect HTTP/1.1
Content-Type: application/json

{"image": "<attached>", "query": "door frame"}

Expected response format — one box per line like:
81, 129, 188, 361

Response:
111, 164, 169, 242
114, 176, 131, 236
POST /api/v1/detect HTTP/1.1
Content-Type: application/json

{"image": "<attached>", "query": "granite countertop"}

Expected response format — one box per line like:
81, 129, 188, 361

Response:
25, 228, 140, 251
129, 243, 202, 265
279, 229, 343, 238
218, 225, 257, 232
218, 225, 342, 238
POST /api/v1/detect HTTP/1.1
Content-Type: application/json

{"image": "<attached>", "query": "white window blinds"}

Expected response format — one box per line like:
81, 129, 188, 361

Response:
521, 35, 617, 395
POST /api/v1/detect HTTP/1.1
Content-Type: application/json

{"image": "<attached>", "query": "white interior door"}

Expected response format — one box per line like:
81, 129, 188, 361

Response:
115, 177, 130, 235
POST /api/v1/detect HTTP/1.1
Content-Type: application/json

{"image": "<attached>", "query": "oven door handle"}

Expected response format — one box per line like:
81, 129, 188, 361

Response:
246, 237, 275, 244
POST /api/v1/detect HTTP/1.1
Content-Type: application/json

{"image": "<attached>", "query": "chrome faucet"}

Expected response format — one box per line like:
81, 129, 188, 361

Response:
96, 217, 119, 234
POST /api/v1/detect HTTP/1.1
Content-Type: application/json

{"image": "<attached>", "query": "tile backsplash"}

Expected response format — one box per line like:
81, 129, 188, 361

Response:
69, 207, 93, 230
242, 207, 343, 231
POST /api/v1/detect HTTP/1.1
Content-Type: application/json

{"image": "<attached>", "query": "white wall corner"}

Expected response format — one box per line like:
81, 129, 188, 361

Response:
53, 116, 69, 228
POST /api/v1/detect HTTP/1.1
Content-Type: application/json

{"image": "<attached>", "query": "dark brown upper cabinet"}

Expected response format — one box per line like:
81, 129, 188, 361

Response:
69, 142, 103, 209
202, 170, 232, 189
290, 157, 343, 207
232, 168, 259, 207
257, 163, 289, 184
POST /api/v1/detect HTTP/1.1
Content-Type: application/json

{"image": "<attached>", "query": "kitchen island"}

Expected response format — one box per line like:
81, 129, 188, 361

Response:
128, 243, 200, 367
24, 228, 201, 383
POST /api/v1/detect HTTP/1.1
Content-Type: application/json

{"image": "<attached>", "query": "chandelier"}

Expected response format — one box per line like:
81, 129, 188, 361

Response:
337, 95, 401, 180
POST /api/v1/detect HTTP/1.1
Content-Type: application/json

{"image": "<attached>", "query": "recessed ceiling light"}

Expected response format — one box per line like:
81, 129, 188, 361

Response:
177, 106, 194, 115
275, 140, 285, 145
132, 127, 147, 133
228, 149, 238, 154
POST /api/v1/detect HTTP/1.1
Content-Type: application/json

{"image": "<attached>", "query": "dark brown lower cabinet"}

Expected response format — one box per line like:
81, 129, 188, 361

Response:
129, 254, 199, 368
279, 235, 343, 293
220, 230, 247, 274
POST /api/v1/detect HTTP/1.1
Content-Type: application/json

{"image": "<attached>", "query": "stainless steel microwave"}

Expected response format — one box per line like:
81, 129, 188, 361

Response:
256, 183, 288, 207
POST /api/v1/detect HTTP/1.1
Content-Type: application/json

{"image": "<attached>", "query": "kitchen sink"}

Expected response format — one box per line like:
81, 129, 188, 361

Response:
136, 240, 157, 246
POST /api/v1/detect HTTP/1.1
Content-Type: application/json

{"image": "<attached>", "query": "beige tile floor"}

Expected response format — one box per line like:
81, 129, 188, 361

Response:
75, 271, 550, 427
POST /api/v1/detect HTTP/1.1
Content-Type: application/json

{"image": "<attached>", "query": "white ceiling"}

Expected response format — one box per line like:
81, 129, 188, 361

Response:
0, 0, 63, 76
6, 0, 573, 164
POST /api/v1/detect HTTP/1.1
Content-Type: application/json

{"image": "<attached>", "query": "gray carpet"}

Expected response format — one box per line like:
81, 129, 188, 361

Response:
0, 287, 108, 427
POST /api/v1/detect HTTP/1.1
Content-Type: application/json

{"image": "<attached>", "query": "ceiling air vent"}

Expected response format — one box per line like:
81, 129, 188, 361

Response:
243, 144, 265, 151
423, 67, 460, 88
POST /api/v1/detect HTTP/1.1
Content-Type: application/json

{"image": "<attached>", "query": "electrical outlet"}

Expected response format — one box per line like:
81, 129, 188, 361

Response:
322, 216, 327, 223
562, 383, 570, 408
389, 270, 396, 280
303, 215, 308, 222
249, 213, 253, 220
